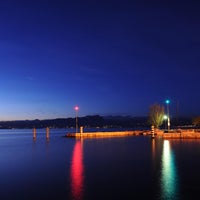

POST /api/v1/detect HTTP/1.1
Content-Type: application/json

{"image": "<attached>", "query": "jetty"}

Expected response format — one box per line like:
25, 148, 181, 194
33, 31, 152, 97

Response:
66, 130, 146, 138
155, 129, 200, 139
162, 131, 200, 139
65, 128, 200, 139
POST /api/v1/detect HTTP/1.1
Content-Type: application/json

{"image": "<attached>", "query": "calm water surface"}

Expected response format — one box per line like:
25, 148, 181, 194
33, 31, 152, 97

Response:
0, 129, 200, 200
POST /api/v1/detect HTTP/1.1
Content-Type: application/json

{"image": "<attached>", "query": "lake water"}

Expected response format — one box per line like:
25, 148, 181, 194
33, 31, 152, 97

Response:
0, 128, 200, 200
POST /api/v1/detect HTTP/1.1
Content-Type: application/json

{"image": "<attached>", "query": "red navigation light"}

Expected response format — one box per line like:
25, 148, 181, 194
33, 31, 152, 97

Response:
74, 106, 79, 111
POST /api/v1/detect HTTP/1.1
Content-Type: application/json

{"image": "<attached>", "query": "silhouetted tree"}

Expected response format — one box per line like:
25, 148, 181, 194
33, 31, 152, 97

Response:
148, 103, 165, 128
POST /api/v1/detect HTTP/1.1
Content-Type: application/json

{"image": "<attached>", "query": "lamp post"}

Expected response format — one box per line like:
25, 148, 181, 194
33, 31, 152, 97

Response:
163, 115, 168, 130
74, 106, 79, 134
165, 100, 170, 131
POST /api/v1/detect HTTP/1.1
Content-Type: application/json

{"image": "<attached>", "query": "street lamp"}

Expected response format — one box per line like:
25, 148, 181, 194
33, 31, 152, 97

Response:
163, 115, 168, 130
74, 106, 79, 133
165, 100, 170, 131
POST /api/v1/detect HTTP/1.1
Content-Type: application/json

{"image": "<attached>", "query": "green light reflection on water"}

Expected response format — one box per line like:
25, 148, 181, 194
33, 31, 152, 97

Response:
161, 140, 179, 200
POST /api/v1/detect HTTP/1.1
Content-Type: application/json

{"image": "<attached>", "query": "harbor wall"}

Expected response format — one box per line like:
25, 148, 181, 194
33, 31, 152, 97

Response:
66, 130, 144, 137
66, 129, 200, 139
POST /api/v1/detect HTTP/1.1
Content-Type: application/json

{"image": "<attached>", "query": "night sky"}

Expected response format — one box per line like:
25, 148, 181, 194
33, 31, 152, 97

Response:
0, 0, 199, 120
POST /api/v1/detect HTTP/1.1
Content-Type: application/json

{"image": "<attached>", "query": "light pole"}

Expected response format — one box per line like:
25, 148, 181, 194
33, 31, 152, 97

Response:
74, 106, 79, 133
165, 100, 170, 131
163, 115, 168, 130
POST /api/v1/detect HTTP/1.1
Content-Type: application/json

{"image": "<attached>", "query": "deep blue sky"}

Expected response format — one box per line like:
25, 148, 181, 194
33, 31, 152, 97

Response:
0, 0, 199, 120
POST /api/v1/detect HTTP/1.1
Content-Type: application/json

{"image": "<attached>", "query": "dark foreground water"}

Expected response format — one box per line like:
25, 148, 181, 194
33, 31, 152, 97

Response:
0, 129, 200, 200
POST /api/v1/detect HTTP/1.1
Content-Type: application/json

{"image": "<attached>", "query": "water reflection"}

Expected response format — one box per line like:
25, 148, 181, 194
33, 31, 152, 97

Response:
70, 139, 84, 200
152, 138, 156, 160
161, 140, 179, 200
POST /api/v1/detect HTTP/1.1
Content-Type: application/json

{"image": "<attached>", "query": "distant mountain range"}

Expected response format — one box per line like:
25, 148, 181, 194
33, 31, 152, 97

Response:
0, 115, 193, 129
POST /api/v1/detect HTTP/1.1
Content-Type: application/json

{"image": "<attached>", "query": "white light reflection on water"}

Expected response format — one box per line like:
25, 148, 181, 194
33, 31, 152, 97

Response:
161, 140, 179, 200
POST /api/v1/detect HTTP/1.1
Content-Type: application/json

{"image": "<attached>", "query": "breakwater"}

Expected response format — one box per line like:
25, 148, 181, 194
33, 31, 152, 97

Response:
65, 128, 200, 139
156, 129, 200, 139
66, 130, 144, 138
162, 132, 200, 139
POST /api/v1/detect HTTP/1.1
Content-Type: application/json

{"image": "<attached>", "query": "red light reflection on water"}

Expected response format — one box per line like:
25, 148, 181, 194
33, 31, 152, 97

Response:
70, 140, 84, 200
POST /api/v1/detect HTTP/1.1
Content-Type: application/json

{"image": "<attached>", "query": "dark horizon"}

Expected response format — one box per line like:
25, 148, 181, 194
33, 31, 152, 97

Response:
0, 113, 197, 122
0, 114, 195, 129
